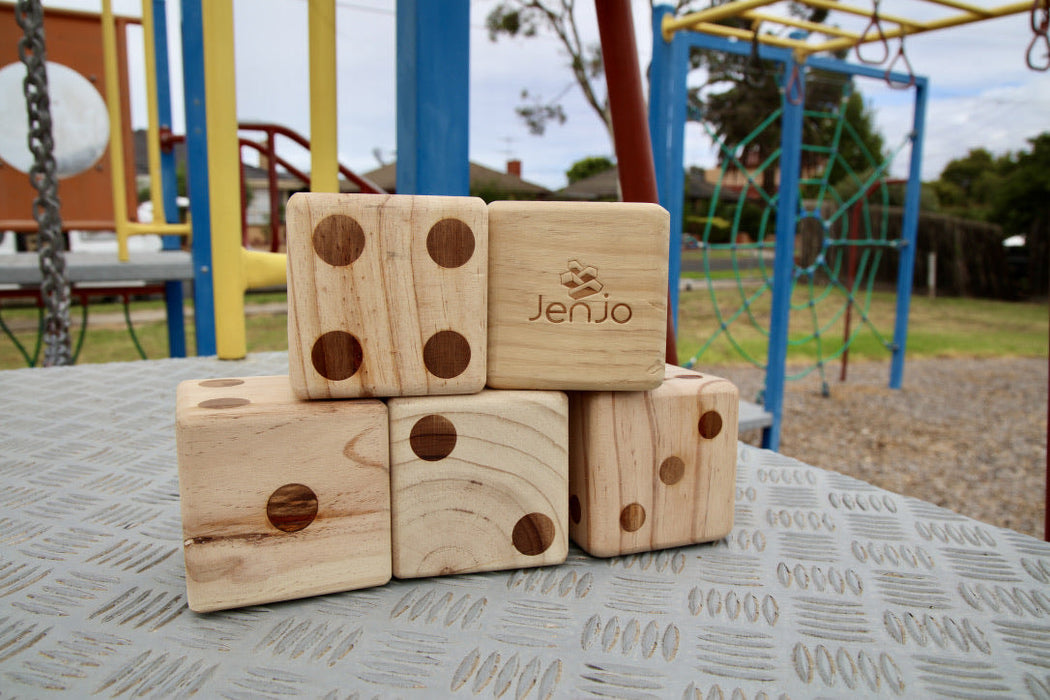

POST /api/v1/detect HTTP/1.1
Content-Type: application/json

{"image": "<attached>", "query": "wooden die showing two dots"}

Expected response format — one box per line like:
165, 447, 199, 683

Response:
176, 193, 738, 613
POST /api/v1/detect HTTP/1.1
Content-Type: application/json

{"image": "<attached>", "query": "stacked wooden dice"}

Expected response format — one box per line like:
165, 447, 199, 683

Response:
176, 194, 739, 613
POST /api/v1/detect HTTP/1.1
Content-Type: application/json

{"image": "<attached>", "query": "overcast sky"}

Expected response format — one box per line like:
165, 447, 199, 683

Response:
24, 0, 1050, 190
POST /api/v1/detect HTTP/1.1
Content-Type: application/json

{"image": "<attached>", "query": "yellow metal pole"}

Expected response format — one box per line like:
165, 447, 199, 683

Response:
140, 0, 167, 224
101, 1, 191, 260
662, 0, 776, 40
309, 0, 339, 193
685, 21, 808, 51
242, 249, 288, 290
815, 2, 1031, 56
100, 0, 133, 261
795, 0, 924, 29
921, 0, 993, 17
202, 0, 247, 359
743, 10, 860, 40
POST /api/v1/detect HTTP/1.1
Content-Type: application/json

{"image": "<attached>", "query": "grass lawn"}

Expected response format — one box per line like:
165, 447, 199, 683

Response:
0, 288, 1046, 370
0, 293, 288, 369
677, 284, 1048, 367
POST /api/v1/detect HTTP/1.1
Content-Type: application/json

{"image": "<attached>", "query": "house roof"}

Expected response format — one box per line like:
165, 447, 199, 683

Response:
553, 167, 621, 200
134, 130, 549, 198
363, 161, 549, 196
133, 129, 284, 183
553, 166, 739, 202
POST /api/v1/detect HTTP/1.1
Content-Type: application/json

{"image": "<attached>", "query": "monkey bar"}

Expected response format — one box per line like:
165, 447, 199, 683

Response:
661, 0, 1037, 59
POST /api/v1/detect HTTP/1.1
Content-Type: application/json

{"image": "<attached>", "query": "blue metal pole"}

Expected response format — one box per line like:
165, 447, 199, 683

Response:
395, 0, 470, 195
648, 5, 684, 332
889, 77, 928, 389
153, 0, 186, 358
180, 0, 216, 356
762, 57, 805, 451
649, 6, 674, 210
663, 34, 689, 332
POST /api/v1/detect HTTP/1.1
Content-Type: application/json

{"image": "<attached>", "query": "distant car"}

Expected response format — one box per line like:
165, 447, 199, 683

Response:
682, 234, 700, 250
1003, 234, 1029, 294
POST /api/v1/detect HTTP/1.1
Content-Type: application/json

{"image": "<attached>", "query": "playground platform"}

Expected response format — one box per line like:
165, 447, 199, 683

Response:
0, 351, 1047, 697
0, 251, 193, 285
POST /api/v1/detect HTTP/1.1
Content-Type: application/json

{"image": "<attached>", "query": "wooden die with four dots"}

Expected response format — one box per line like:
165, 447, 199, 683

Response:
286, 193, 488, 400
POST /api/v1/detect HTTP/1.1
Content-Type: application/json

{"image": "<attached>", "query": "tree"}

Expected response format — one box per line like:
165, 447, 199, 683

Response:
487, 2, 885, 196
566, 155, 614, 183
686, 4, 879, 194
827, 88, 885, 187
933, 148, 1011, 220
990, 132, 1050, 294
486, 1, 702, 145
486, 1, 611, 141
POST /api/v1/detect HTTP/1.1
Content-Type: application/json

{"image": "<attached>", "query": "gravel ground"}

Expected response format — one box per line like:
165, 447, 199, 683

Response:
703, 357, 1049, 538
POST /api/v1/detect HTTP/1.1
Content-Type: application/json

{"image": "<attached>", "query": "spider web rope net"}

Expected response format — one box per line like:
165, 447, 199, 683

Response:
681, 78, 913, 394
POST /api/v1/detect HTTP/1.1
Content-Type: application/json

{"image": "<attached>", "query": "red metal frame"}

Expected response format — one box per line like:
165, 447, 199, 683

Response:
159, 122, 385, 252
595, 0, 678, 366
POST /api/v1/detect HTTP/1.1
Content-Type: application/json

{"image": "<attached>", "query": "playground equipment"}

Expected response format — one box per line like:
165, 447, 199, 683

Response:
6, 0, 477, 364
647, 1, 1044, 450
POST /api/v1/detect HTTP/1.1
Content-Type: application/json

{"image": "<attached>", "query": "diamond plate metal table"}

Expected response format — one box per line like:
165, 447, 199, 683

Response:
2, 352, 1049, 698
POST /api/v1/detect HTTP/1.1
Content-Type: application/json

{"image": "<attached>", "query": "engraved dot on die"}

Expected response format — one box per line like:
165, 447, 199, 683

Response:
410, 414, 457, 461
698, 410, 723, 439
659, 456, 685, 485
427, 218, 476, 268
312, 331, 363, 381
312, 214, 365, 266
422, 330, 471, 379
267, 483, 318, 533
199, 378, 244, 388
512, 512, 555, 556
620, 503, 646, 532
569, 495, 582, 524
198, 397, 249, 409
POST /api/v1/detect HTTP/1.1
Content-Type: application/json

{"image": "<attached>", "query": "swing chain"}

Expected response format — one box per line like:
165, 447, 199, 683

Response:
885, 36, 916, 89
855, 0, 889, 65
1027, 0, 1050, 71
15, 0, 72, 366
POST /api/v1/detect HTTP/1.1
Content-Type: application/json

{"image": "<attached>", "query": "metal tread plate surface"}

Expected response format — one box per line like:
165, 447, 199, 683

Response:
1, 352, 1049, 698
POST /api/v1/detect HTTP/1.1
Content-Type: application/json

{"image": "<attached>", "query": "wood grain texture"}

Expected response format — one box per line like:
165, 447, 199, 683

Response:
487, 201, 669, 391
568, 364, 738, 557
388, 389, 569, 578
286, 193, 488, 399
176, 375, 391, 612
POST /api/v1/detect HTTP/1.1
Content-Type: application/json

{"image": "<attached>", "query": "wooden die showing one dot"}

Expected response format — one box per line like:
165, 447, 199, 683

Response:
176, 376, 391, 612
286, 192, 488, 399
388, 389, 569, 578
568, 364, 738, 557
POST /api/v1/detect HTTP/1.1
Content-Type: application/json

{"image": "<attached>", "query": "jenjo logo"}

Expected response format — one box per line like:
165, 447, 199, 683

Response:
560, 260, 603, 299
528, 259, 633, 324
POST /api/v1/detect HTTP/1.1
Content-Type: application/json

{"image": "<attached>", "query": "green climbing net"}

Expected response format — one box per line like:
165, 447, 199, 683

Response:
683, 79, 913, 395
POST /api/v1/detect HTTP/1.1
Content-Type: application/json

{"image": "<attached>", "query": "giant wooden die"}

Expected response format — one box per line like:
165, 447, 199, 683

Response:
177, 194, 739, 612
176, 376, 391, 612
286, 193, 488, 400
487, 200, 669, 392
568, 364, 738, 557
388, 389, 569, 578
